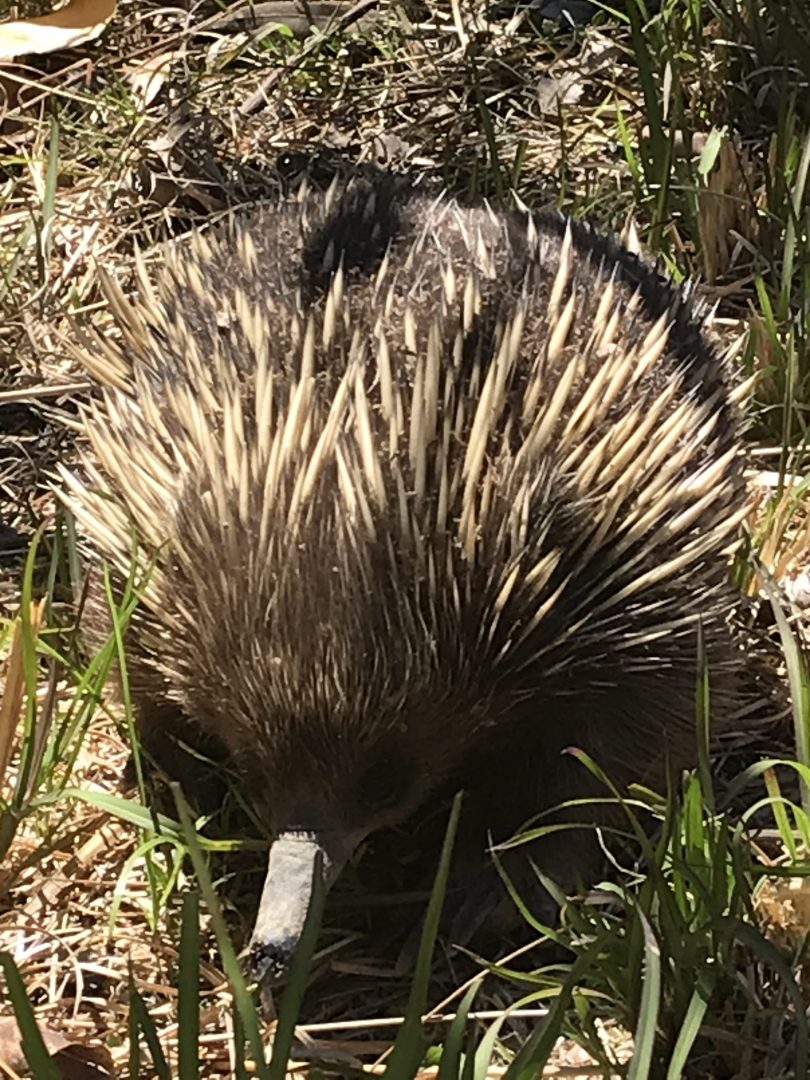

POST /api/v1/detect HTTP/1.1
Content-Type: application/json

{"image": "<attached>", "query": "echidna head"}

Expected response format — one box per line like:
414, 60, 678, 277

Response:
243, 704, 440, 984
176, 540, 492, 985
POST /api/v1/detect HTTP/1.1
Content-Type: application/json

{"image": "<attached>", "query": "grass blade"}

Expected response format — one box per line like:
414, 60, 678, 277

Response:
129, 973, 172, 1079
0, 952, 61, 1080
172, 783, 269, 1078
758, 568, 810, 813
627, 911, 661, 1080
436, 977, 482, 1080
665, 985, 710, 1080
178, 891, 201, 1080
384, 791, 462, 1080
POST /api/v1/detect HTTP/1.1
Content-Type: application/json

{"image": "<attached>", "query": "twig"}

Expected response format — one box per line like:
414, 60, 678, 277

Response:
296, 1008, 550, 1033
0, 383, 92, 404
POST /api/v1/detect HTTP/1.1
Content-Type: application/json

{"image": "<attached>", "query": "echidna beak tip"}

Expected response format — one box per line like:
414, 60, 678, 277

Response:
245, 934, 298, 987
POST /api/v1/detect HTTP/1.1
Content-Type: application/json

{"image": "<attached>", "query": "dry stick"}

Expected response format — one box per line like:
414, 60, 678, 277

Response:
0, 383, 92, 403
426, 936, 545, 1018
238, 0, 381, 116
295, 1009, 550, 1034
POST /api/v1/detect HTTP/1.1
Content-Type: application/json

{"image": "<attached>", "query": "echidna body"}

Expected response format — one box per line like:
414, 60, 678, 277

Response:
62, 176, 749, 980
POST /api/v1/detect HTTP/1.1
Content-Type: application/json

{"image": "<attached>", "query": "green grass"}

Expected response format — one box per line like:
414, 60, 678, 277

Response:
1, 0, 810, 1075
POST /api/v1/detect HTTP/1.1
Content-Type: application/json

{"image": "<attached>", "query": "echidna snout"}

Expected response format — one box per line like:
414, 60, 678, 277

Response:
248, 834, 342, 983
245, 729, 438, 981
61, 176, 751, 981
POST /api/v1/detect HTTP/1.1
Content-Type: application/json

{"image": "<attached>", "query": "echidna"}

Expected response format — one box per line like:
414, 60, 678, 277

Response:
60, 174, 750, 982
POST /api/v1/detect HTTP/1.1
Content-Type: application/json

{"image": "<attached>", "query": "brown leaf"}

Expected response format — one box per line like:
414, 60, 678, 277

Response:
52, 1044, 116, 1079
0, 1015, 69, 1074
0, 619, 25, 791
0, 0, 116, 62
0, 602, 44, 795
0, 1018, 115, 1078
757, 876, 810, 951
124, 48, 185, 109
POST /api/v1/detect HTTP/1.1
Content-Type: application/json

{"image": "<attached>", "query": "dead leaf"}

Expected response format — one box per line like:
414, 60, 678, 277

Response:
0, 602, 44, 794
757, 876, 810, 951
0, 1017, 115, 1078
0, 1015, 69, 1074
698, 136, 758, 283
0, 0, 116, 62
536, 72, 583, 114
124, 48, 185, 109
0, 619, 25, 791
52, 1044, 115, 1079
